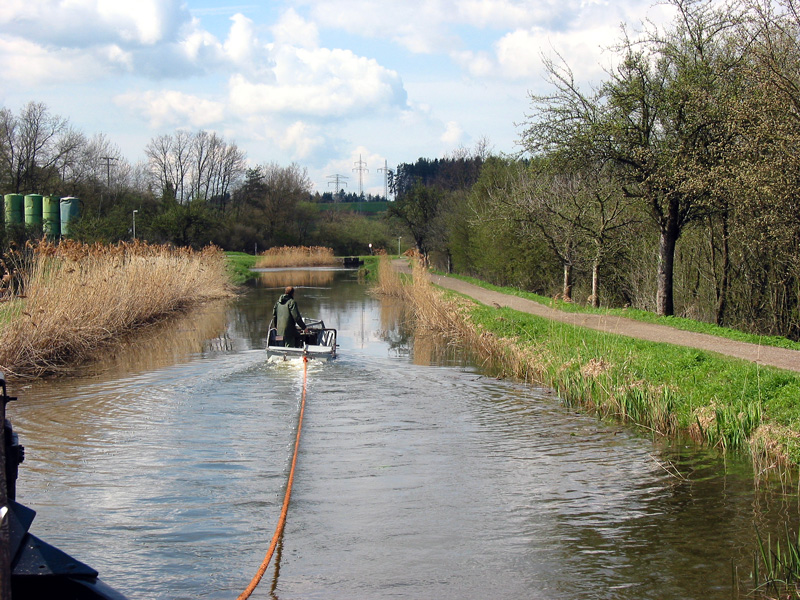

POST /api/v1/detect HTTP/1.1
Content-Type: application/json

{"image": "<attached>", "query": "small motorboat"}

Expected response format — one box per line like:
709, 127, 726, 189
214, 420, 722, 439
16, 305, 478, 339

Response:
267, 318, 337, 361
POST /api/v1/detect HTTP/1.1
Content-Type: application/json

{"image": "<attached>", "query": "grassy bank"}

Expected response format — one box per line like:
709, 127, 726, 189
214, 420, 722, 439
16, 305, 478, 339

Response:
443, 272, 800, 352
0, 241, 233, 377
379, 257, 800, 469
225, 251, 258, 284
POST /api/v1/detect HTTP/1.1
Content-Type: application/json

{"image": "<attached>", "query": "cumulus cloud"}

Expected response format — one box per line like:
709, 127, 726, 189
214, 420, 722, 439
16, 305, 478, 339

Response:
228, 47, 407, 119
280, 121, 327, 159
441, 121, 465, 147
0, 37, 130, 84
448, 0, 671, 84
301, 0, 638, 55
115, 90, 226, 128
271, 8, 320, 49
305, 1, 458, 53
0, 0, 190, 48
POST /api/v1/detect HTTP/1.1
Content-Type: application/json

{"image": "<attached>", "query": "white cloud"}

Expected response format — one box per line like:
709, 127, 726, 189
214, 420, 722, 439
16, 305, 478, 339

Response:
305, 1, 458, 54
0, 0, 190, 48
228, 46, 406, 118
280, 121, 326, 159
441, 121, 465, 147
271, 8, 319, 49
115, 91, 226, 128
456, 0, 552, 29
0, 37, 129, 84
224, 13, 260, 66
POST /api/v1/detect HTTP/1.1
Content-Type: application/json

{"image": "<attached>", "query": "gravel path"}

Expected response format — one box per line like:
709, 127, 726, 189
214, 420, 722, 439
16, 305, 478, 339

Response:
394, 262, 800, 373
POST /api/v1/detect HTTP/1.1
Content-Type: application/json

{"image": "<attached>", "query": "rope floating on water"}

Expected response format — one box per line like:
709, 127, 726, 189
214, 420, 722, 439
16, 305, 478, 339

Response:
237, 355, 308, 600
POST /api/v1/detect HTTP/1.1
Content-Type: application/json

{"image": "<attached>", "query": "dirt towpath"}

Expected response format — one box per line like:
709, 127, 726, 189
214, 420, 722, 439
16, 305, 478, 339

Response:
394, 261, 800, 373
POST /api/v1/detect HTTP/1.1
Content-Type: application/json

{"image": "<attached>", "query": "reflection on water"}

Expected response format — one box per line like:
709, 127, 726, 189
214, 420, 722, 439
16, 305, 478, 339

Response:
7, 268, 800, 600
80, 299, 233, 377
255, 268, 337, 289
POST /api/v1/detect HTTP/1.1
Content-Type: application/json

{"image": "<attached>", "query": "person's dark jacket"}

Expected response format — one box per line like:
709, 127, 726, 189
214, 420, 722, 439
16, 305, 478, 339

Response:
273, 294, 306, 347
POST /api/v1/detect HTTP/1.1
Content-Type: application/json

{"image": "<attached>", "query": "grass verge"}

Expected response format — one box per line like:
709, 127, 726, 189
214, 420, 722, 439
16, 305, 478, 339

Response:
443, 272, 800, 352
225, 251, 258, 284
384, 257, 800, 470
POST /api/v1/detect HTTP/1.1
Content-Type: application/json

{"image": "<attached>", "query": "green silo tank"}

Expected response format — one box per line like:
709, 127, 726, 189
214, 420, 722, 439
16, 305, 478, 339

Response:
24, 194, 43, 225
43, 195, 61, 238
4, 194, 23, 226
60, 197, 80, 237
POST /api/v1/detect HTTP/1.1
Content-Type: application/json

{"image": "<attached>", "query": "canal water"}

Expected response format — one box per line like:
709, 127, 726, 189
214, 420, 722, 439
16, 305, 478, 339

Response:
8, 268, 800, 599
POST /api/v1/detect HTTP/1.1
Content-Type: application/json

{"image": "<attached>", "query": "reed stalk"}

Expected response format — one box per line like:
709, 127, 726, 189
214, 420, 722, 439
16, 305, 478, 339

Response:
0, 240, 232, 377
753, 527, 800, 598
254, 246, 339, 268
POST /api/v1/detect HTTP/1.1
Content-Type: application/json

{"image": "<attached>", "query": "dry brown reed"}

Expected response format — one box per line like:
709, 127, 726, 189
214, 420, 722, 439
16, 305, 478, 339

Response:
254, 246, 339, 268
0, 240, 232, 377
374, 254, 550, 382
371, 254, 405, 297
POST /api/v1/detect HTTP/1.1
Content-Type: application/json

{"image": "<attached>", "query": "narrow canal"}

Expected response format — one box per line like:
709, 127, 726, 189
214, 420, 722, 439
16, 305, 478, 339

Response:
8, 268, 800, 599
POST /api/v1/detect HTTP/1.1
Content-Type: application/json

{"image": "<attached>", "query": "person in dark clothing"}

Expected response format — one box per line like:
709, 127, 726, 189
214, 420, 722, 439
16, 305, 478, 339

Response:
273, 286, 306, 347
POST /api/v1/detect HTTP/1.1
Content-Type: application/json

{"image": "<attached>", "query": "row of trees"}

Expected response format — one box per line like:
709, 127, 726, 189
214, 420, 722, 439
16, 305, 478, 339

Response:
0, 103, 400, 254
387, 0, 800, 340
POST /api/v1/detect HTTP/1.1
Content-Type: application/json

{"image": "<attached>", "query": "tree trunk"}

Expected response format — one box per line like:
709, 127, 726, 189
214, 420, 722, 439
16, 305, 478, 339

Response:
715, 213, 729, 327
562, 263, 573, 301
590, 260, 600, 308
656, 221, 679, 316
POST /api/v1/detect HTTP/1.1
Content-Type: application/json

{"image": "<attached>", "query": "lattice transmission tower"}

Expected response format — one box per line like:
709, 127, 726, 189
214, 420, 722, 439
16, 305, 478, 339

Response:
352, 154, 368, 197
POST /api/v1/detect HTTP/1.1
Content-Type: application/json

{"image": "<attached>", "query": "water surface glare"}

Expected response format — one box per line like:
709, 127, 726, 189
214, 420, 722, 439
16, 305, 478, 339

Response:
9, 269, 799, 599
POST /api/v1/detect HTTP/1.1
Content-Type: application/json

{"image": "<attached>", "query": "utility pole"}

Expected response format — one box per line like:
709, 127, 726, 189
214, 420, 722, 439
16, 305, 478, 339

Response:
99, 156, 118, 189
377, 159, 391, 201
352, 154, 368, 198
98, 156, 118, 215
326, 174, 349, 201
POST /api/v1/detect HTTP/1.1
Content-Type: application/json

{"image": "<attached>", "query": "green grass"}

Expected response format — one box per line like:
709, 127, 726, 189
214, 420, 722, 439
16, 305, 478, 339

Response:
224, 252, 258, 284
317, 202, 388, 214
445, 272, 800, 352
358, 255, 381, 282
466, 302, 800, 463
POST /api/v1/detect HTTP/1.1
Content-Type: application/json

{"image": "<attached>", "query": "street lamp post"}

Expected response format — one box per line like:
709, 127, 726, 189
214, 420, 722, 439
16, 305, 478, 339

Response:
132, 209, 138, 240
398, 236, 402, 256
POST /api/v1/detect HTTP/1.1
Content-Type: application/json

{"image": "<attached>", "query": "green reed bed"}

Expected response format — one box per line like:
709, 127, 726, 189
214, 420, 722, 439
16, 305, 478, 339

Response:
753, 528, 800, 599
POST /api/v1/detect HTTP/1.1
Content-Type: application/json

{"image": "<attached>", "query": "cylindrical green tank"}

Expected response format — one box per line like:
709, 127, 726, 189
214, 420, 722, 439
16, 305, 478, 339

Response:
60, 197, 80, 237
43, 195, 61, 238
24, 194, 43, 225
4, 194, 23, 226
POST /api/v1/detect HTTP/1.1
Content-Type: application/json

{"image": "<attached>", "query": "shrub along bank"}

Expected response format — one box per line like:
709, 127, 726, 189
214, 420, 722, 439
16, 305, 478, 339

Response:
377, 256, 800, 470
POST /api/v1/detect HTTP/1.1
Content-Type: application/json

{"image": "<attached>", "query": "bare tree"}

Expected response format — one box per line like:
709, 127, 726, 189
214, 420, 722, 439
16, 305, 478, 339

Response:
0, 101, 80, 193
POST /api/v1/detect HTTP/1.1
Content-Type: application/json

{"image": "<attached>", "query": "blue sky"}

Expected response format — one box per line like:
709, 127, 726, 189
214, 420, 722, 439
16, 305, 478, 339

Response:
0, 0, 675, 194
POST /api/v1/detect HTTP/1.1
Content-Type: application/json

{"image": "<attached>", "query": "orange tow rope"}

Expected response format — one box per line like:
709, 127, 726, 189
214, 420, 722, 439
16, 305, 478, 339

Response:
237, 355, 309, 600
